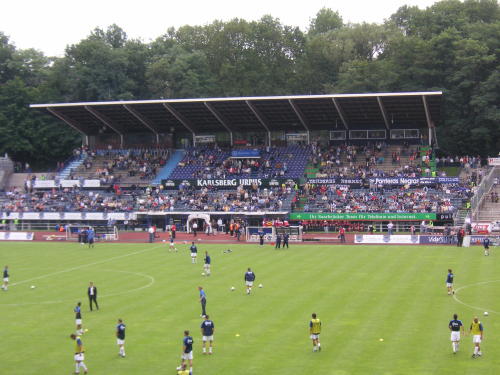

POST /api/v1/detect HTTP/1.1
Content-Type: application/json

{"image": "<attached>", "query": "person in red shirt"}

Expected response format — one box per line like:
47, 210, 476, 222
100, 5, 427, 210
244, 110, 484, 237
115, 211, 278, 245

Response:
171, 224, 176, 239
339, 227, 346, 243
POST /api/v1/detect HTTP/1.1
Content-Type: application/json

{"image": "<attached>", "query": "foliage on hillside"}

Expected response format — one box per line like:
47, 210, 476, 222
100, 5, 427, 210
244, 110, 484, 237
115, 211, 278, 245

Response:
0, 0, 498, 164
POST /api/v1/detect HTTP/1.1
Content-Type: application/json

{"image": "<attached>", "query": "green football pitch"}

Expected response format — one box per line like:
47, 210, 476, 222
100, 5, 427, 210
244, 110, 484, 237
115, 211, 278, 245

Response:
1, 241, 500, 375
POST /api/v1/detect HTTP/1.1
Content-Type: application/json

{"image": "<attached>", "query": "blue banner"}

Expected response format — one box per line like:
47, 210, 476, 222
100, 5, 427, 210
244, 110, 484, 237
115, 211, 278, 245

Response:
231, 149, 260, 158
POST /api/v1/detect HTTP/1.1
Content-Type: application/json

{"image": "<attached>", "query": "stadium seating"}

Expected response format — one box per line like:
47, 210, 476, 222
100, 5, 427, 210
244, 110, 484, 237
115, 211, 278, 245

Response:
169, 145, 311, 180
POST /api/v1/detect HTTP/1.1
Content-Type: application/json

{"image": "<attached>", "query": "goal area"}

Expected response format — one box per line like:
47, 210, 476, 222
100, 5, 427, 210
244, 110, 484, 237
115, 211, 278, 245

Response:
66, 225, 119, 242
245, 226, 303, 242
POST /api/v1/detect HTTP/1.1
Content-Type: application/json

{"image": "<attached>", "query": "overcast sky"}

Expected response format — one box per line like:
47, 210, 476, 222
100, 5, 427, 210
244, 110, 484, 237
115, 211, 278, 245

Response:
2, 0, 439, 57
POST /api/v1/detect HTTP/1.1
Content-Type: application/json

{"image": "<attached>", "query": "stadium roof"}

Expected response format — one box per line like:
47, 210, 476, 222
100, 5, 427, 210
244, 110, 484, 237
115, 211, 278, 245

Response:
30, 92, 442, 137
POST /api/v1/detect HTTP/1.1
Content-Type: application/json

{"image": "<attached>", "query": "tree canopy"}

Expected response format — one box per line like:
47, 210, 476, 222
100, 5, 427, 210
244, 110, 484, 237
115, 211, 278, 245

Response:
0, 0, 498, 166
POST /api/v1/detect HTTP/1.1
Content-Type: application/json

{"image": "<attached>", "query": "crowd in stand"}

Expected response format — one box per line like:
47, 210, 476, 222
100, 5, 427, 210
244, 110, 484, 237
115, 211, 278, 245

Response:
0, 182, 294, 213
172, 145, 309, 179
70, 148, 170, 183
0, 187, 137, 213
298, 183, 471, 213
308, 142, 427, 178
435, 155, 483, 168
139, 183, 295, 212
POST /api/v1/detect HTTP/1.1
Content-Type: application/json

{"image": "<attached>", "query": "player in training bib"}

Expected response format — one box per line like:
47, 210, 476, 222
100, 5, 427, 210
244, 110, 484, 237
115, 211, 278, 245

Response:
310, 313, 322, 352
70, 333, 88, 374
449, 313, 464, 354
470, 317, 484, 358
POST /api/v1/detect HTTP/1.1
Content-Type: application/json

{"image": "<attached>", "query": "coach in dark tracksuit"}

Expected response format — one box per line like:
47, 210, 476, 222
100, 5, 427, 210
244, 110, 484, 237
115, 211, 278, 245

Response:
283, 233, 289, 248
275, 234, 282, 249
88, 282, 99, 311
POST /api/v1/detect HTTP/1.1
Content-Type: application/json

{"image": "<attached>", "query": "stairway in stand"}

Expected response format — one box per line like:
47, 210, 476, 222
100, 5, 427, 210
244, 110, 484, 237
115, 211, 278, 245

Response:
152, 150, 186, 184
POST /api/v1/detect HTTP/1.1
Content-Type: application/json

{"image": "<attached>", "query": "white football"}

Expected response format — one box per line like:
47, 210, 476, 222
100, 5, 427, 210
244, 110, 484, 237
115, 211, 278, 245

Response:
484, 312, 489, 316
259, 284, 263, 288
230, 286, 235, 291
183, 241, 187, 244
162, 239, 166, 242
201, 272, 205, 276
30, 285, 36, 289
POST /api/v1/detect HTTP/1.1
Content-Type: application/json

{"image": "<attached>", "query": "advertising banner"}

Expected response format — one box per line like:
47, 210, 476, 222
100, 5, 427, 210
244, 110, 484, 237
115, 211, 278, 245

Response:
290, 212, 437, 221
34, 179, 100, 188
487, 157, 500, 166
231, 149, 260, 158
368, 177, 460, 186
354, 234, 419, 244
307, 178, 363, 186
470, 235, 500, 245
162, 178, 298, 189
194, 135, 216, 144
0, 231, 34, 241
419, 235, 451, 244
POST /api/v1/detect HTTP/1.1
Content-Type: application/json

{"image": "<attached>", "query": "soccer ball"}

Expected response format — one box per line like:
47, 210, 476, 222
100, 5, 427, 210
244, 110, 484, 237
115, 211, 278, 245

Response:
162, 239, 166, 242
30, 285, 36, 289
484, 312, 489, 316
259, 284, 263, 288
198, 238, 202, 241
201, 272, 205, 276
230, 286, 235, 291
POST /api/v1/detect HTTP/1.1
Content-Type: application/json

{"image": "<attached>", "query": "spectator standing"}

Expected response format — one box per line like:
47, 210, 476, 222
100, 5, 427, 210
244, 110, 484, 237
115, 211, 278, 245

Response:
192, 221, 198, 237
387, 222, 394, 235
339, 227, 346, 243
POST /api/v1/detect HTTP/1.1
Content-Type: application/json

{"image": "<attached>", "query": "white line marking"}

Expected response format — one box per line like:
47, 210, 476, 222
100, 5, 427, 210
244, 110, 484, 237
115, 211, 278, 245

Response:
10, 244, 163, 287
1, 269, 155, 306
453, 280, 500, 314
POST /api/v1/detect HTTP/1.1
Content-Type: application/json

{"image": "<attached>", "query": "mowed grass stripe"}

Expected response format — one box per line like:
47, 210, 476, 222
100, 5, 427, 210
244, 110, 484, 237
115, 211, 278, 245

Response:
2, 243, 500, 375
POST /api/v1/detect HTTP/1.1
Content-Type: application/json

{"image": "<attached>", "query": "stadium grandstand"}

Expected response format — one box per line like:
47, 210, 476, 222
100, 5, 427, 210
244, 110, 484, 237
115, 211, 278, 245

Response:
0, 91, 497, 242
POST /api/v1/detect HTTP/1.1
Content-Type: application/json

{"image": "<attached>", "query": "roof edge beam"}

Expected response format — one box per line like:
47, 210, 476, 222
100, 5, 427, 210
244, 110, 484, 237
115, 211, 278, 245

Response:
204, 102, 233, 146
245, 101, 271, 147
377, 97, 390, 130
331, 98, 349, 130
162, 103, 196, 146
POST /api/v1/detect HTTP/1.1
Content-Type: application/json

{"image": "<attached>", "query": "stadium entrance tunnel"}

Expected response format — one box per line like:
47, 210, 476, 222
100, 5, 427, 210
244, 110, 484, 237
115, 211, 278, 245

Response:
186, 213, 211, 233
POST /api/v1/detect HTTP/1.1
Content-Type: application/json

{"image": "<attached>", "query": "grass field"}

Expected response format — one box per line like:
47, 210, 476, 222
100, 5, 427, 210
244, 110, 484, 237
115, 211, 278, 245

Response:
1, 241, 500, 375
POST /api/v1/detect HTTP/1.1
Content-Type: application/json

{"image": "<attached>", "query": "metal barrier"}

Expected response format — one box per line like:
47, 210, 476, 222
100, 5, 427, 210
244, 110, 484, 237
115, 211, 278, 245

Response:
471, 166, 499, 221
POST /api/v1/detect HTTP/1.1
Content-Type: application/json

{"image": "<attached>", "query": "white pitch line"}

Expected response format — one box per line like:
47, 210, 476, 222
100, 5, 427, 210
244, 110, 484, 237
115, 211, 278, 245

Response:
452, 280, 500, 315
1, 269, 156, 306
10, 244, 164, 287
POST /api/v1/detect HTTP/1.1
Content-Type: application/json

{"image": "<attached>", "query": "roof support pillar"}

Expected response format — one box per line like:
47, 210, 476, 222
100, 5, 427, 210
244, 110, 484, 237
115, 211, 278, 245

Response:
422, 96, 433, 146
288, 99, 311, 144
84, 106, 124, 147
246, 101, 271, 147
204, 102, 233, 146
162, 103, 196, 147
46, 108, 88, 137
376, 97, 390, 130
123, 105, 160, 144
332, 98, 349, 130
